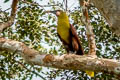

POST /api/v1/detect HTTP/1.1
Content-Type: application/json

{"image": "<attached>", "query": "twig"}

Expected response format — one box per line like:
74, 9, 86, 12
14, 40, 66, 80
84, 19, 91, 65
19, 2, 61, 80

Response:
4, 8, 11, 12
66, 0, 68, 11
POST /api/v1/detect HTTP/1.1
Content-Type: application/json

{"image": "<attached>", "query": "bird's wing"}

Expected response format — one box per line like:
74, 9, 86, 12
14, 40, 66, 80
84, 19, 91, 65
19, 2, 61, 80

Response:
70, 24, 79, 40
70, 24, 84, 55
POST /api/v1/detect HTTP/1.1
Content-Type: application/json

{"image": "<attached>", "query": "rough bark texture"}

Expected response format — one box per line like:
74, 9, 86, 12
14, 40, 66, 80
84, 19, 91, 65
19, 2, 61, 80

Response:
87, 0, 120, 36
86, 23, 96, 55
0, 38, 120, 76
0, 0, 18, 33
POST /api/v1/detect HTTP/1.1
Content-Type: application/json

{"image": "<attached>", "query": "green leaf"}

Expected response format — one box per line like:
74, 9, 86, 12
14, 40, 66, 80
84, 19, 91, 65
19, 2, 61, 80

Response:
27, 0, 32, 2
4, 0, 9, 3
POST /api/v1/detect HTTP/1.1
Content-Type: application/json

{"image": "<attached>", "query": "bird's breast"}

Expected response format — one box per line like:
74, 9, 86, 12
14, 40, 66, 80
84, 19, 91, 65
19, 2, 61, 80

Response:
57, 21, 70, 44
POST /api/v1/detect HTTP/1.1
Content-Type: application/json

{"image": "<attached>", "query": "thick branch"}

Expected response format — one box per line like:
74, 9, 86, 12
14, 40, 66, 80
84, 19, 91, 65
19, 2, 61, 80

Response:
83, 0, 120, 36
0, 38, 120, 77
0, 0, 18, 33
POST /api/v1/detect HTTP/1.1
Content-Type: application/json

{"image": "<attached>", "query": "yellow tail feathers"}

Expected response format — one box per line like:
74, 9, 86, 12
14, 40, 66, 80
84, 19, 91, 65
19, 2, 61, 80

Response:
85, 71, 94, 77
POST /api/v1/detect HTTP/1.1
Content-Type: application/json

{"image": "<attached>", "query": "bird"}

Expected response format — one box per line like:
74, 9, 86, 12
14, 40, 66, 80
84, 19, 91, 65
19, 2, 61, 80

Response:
47, 10, 84, 55
47, 10, 94, 77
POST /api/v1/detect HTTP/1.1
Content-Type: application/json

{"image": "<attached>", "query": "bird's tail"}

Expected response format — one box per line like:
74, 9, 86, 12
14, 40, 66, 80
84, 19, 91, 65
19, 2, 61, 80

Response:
85, 70, 94, 77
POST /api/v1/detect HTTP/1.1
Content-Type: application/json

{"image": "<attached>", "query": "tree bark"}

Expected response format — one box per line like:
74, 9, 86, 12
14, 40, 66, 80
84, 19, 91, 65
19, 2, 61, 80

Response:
0, 0, 18, 33
0, 38, 120, 77
80, 0, 96, 55
79, 0, 120, 36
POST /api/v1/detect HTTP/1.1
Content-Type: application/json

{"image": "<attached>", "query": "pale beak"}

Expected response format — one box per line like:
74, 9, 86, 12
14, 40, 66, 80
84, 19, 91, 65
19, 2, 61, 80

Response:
45, 10, 57, 15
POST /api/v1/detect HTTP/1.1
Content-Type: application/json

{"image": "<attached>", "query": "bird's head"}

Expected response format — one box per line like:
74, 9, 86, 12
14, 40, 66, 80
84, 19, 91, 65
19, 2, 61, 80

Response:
49, 10, 61, 16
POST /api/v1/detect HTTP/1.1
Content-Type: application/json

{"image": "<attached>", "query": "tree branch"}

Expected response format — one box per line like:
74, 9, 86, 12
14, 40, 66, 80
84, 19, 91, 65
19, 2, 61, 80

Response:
80, 0, 120, 36
0, 38, 120, 77
79, 0, 96, 55
0, 0, 18, 33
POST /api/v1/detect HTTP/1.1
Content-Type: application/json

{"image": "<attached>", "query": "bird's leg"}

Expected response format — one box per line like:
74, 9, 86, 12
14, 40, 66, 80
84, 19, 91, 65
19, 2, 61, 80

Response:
64, 45, 71, 54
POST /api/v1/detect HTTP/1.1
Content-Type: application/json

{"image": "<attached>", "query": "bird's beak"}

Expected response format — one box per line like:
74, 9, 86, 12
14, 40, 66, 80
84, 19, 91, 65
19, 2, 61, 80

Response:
45, 10, 57, 15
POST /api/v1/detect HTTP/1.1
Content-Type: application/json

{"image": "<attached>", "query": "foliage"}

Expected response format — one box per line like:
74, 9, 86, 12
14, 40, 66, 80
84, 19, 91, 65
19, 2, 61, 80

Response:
0, 0, 120, 80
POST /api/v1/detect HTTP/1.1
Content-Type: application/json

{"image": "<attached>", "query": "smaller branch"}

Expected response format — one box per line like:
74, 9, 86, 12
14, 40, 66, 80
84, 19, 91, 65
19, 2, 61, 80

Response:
0, 0, 18, 33
79, 0, 96, 55
4, 8, 11, 12
66, 0, 68, 11
11, 0, 18, 17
